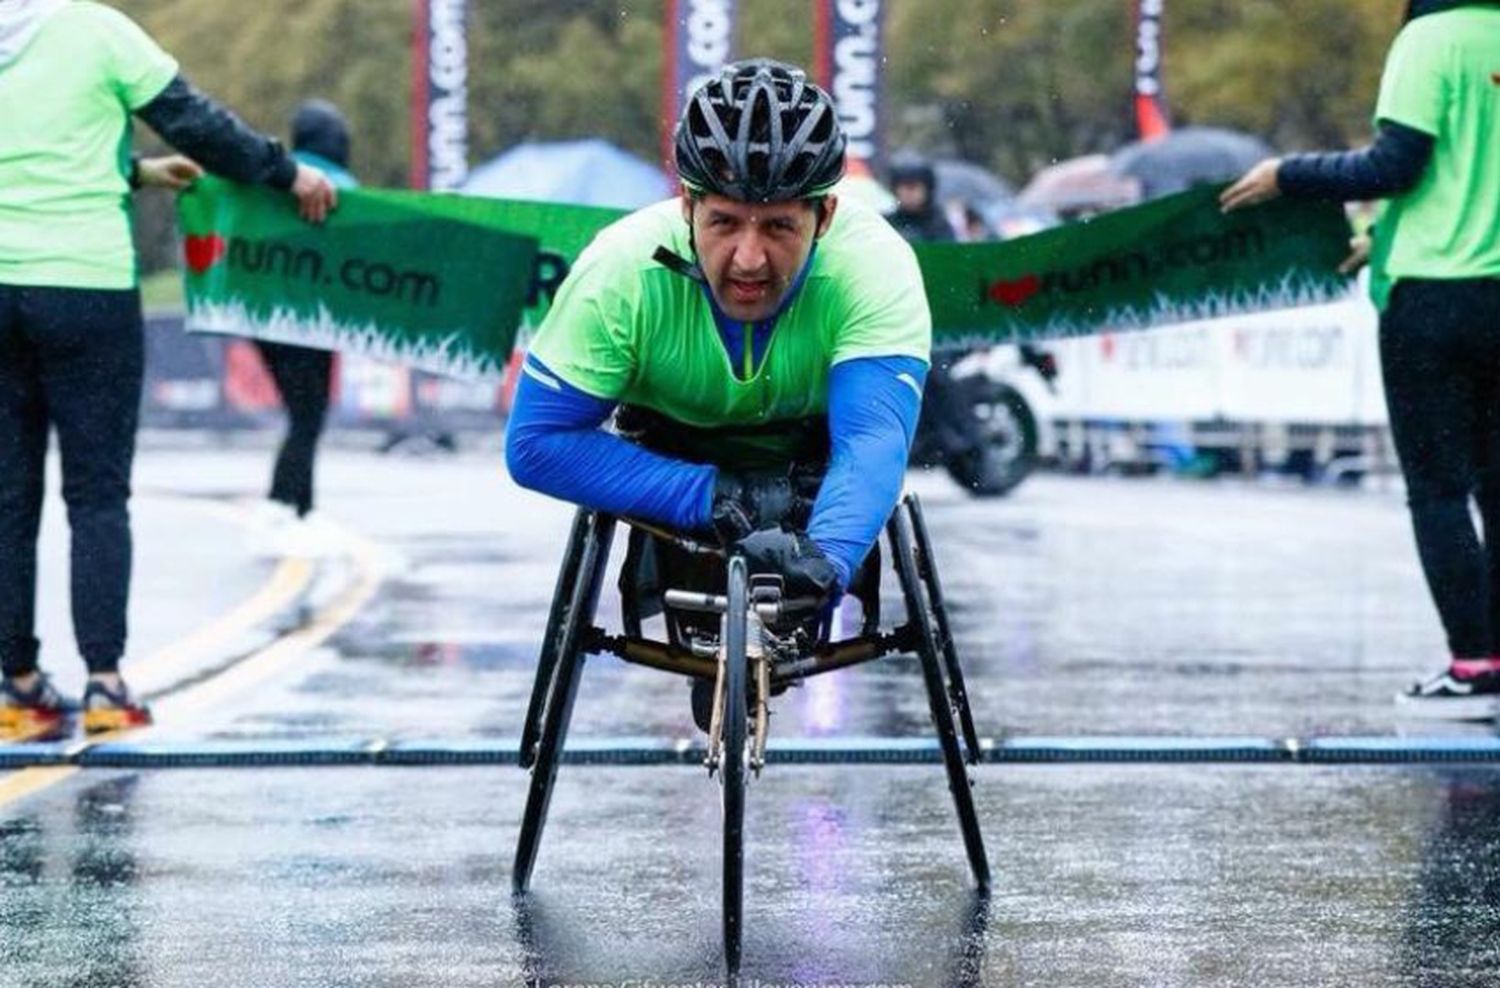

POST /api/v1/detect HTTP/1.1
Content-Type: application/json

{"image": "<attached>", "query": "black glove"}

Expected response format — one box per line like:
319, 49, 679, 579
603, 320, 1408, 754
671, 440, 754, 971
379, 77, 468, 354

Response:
709, 470, 815, 545
733, 528, 841, 620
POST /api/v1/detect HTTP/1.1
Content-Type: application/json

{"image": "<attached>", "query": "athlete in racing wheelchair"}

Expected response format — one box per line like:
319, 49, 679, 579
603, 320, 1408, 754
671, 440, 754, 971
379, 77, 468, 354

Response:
504, 59, 988, 975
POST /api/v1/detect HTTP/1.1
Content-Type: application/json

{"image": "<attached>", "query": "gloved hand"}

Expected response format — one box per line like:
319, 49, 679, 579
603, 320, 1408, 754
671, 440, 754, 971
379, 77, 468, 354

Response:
733, 528, 841, 623
709, 469, 815, 545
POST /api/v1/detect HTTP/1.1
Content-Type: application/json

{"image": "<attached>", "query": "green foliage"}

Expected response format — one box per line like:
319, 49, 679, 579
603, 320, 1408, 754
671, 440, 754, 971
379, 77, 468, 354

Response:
116, 0, 1407, 270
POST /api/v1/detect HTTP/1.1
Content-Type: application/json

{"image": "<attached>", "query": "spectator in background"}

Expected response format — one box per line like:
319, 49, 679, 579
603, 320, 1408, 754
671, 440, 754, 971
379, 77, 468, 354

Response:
250, 100, 358, 553
1223, 0, 1500, 718
883, 149, 956, 244
0, 0, 336, 738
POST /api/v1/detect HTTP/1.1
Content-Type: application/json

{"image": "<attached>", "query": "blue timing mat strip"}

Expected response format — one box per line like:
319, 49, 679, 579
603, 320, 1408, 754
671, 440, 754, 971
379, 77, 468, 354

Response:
5, 735, 1500, 769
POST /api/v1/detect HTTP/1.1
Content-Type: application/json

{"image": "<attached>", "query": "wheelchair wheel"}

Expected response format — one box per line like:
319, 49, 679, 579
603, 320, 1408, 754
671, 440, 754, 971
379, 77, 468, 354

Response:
721, 554, 749, 976
513, 513, 616, 893
520, 509, 592, 770
889, 507, 992, 892
905, 494, 982, 765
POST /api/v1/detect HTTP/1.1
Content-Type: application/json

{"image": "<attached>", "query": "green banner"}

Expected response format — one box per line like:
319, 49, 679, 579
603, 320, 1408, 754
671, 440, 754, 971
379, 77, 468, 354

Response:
177, 178, 542, 378
917, 184, 1354, 345
179, 180, 1352, 377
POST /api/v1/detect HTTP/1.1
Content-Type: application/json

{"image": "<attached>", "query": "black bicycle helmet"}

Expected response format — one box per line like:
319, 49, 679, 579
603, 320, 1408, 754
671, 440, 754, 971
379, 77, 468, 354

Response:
674, 58, 846, 203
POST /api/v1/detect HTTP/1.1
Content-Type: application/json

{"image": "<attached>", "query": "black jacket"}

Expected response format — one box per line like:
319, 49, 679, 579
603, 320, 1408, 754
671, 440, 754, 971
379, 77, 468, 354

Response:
135, 76, 297, 189
886, 207, 955, 244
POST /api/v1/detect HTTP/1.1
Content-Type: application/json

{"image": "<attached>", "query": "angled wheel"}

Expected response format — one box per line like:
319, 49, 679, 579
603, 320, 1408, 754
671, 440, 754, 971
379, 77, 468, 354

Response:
721, 555, 749, 977
520, 508, 592, 769
905, 494, 982, 764
513, 513, 616, 893
889, 507, 991, 892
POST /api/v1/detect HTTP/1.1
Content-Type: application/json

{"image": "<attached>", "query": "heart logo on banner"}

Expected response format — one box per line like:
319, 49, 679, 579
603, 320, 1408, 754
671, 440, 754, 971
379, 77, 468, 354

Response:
183, 234, 227, 274
987, 273, 1043, 308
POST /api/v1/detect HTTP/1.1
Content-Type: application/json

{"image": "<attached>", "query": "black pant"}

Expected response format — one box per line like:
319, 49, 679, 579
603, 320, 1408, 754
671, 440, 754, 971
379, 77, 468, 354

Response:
254, 341, 331, 518
0, 284, 143, 677
1381, 278, 1500, 658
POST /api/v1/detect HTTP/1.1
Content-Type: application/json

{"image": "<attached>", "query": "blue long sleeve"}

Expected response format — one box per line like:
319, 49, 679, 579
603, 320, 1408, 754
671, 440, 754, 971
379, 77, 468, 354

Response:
505, 357, 717, 531
808, 356, 928, 589
1278, 121, 1435, 202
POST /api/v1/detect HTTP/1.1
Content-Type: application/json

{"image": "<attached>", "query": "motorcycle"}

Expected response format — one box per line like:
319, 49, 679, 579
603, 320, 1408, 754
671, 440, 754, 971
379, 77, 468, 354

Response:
910, 344, 1057, 497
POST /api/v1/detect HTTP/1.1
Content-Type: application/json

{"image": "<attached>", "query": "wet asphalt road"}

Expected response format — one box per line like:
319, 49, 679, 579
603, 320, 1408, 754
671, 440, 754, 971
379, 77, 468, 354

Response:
4, 441, 1498, 987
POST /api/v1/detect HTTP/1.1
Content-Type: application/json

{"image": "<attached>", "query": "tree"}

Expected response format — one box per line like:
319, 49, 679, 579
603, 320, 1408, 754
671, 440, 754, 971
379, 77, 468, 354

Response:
117, 0, 1409, 271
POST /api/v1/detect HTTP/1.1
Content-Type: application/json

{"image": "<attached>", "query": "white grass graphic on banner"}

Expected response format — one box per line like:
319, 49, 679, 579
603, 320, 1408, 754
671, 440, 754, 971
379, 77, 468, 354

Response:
947, 273, 1358, 347
187, 299, 506, 380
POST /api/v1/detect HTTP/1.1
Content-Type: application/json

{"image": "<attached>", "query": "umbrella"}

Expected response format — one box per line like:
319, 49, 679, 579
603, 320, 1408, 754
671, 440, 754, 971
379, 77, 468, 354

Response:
1109, 126, 1274, 200
461, 138, 671, 210
931, 158, 1015, 210
1017, 154, 1142, 217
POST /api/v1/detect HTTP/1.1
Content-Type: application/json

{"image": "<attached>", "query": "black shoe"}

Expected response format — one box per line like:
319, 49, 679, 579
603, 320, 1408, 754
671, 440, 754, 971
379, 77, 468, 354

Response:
1396, 668, 1500, 721
690, 678, 714, 734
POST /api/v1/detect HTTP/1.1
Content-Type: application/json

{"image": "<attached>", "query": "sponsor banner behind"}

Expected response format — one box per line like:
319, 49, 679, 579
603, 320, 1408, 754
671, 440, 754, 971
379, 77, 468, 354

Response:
815, 0, 886, 173
141, 315, 508, 431
1134, 0, 1170, 140
1041, 295, 1385, 425
662, 0, 737, 171
412, 0, 470, 190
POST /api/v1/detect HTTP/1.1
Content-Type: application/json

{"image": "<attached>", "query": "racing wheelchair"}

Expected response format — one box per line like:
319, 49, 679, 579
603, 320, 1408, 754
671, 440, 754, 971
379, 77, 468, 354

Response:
511, 458, 989, 976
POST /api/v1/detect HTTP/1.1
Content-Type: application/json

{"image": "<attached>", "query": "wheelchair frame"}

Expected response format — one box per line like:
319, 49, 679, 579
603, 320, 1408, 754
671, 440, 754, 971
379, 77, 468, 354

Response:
511, 492, 989, 976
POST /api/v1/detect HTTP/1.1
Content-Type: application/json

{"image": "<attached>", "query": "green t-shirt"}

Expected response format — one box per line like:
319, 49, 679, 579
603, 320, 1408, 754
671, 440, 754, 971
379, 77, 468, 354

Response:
529, 197, 931, 431
0, 2, 178, 290
1373, 5, 1500, 281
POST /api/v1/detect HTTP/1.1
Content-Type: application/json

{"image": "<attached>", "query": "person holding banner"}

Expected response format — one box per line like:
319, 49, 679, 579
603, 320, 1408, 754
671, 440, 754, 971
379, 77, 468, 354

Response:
250, 100, 359, 551
0, 0, 336, 738
1223, 0, 1500, 718
506, 59, 929, 731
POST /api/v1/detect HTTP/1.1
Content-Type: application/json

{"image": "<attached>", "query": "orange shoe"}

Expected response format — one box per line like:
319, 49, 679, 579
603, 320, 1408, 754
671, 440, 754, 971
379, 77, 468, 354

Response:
82, 679, 153, 735
0, 674, 78, 742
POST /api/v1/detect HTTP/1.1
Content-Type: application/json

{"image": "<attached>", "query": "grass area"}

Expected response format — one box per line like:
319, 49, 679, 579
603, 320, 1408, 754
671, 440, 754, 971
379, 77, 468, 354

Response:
140, 268, 185, 313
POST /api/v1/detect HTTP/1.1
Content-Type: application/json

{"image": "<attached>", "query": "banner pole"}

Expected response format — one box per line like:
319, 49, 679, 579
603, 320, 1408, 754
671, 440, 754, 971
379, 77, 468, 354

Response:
409, 0, 430, 189
1134, 0, 1171, 141
661, 0, 680, 182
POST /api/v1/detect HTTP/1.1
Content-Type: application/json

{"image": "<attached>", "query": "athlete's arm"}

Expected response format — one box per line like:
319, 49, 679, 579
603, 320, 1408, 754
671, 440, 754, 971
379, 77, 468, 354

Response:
134, 76, 298, 190
505, 356, 717, 531
807, 356, 928, 589
1277, 121, 1435, 201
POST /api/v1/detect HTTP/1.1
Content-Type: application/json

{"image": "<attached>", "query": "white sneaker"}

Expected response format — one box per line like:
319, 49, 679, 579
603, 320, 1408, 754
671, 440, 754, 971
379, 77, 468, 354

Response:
245, 499, 298, 531
244, 500, 299, 558
271, 513, 342, 559
1394, 668, 1500, 722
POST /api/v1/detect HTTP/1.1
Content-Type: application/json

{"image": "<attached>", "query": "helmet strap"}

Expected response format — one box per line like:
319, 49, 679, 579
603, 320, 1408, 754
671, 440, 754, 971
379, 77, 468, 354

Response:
652, 245, 706, 284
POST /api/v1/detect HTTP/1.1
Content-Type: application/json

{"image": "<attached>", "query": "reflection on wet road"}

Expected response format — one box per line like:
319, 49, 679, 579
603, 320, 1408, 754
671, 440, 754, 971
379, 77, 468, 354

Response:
4, 448, 1498, 986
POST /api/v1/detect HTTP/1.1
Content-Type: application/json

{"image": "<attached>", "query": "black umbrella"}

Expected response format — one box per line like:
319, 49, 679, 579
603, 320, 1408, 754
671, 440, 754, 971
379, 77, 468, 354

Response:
1109, 126, 1274, 200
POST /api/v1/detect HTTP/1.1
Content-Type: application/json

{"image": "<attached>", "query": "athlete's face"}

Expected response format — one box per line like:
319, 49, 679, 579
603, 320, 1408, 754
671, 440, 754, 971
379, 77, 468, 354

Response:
685, 193, 838, 322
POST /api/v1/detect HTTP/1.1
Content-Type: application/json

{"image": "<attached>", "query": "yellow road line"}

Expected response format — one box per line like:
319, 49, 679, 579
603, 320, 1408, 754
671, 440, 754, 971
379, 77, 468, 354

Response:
0, 504, 382, 812
134, 556, 314, 692
151, 536, 382, 722
0, 767, 79, 805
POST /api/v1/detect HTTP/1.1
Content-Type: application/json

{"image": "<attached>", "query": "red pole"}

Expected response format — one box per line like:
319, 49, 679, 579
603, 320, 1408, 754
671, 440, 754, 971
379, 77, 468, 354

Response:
812, 0, 832, 91
661, 0, 680, 178
1133, 0, 1171, 141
